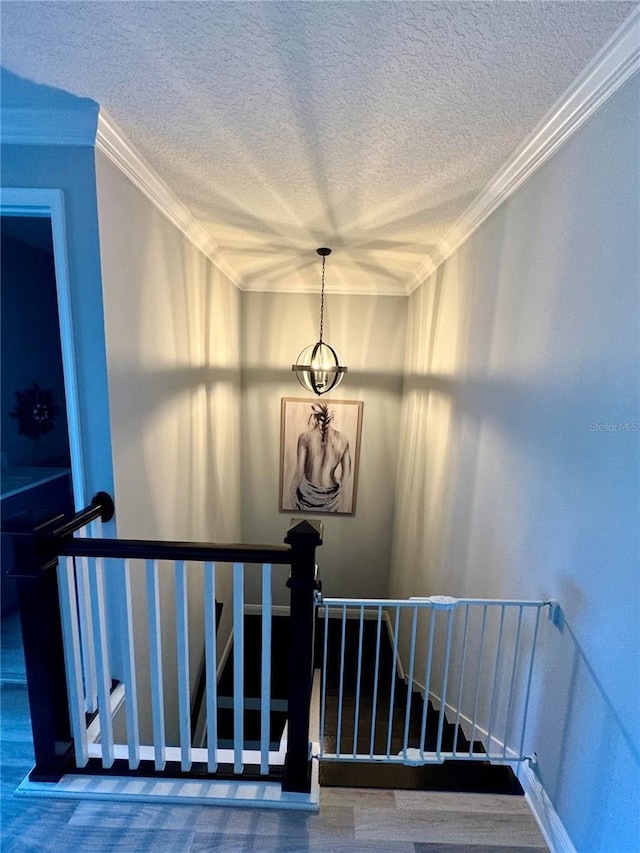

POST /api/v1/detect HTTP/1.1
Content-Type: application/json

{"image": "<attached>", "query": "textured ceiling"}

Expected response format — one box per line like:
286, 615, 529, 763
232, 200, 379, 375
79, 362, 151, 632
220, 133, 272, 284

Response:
0, 1, 636, 294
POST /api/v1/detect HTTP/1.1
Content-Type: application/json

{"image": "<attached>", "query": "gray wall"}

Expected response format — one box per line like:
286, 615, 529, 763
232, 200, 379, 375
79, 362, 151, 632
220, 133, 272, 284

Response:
390, 76, 639, 852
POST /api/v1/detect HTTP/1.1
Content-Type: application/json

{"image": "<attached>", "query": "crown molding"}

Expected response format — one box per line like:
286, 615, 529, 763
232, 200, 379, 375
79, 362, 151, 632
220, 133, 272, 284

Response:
95, 110, 243, 288
0, 102, 243, 288
0, 107, 98, 146
243, 281, 404, 297
406, 5, 640, 294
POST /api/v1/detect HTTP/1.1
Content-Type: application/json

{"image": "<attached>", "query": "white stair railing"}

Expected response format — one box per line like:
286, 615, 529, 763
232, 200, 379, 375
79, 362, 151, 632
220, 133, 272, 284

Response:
14, 491, 322, 797
60, 553, 285, 775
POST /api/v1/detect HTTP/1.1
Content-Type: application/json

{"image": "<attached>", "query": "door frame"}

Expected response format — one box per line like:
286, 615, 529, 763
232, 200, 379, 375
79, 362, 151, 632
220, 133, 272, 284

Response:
1, 188, 86, 508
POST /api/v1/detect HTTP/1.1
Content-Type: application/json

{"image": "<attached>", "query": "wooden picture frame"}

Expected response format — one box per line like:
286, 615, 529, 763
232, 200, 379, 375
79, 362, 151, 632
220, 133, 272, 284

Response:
280, 397, 364, 516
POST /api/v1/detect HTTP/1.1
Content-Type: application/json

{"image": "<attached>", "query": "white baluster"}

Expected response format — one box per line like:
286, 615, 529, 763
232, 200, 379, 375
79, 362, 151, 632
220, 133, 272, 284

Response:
436, 607, 456, 759
452, 604, 471, 757
519, 607, 542, 759
233, 562, 244, 774
204, 562, 218, 772
419, 607, 436, 757
319, 603, 330, 758
260, 563, 272, 775
368, 606, 383, 757
146, 560, 166, 770
402, 606, 418, 756
75, 554, 97, 713
175, 560, 191, 771
57, 557, 88, 766
352, 605, 365, 758
336, 605, 347, 756
119, 558, 139, 769
89, 556, 114, 767
486, 605, 506, 757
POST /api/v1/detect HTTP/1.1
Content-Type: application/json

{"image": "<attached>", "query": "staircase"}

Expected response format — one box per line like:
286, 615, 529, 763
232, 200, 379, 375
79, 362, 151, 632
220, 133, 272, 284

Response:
9, 490, 547, 811
317, 615, 523, 794
214, 614, 289, 755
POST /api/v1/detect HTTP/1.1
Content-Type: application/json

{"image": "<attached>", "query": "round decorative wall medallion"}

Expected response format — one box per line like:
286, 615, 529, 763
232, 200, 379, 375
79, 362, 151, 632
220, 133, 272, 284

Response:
10, 383, 60, 440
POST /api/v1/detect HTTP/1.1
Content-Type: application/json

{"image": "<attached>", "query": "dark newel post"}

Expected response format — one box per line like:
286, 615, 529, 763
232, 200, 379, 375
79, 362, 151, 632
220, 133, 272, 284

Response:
8, 492, 115, 783
282, 519, 323, 793
11, 516, 74, 782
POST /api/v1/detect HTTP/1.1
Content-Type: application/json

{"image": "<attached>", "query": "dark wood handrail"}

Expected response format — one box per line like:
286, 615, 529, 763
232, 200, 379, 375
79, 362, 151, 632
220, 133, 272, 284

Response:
43, 492, 305, 565
42, 490, 292, 565
49, 490, 115, 539
52, 537, 292, 564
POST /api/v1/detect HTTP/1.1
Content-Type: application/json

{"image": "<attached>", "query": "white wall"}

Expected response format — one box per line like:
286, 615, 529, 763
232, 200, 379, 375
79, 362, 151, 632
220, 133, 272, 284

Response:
96, 151, 242, 742
241, 291, 406, 604
390, 76, 639, 852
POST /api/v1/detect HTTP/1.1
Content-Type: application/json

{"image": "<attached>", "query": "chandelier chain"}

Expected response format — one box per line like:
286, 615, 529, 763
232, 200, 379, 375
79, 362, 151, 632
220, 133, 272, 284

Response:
319, 254, 326, 343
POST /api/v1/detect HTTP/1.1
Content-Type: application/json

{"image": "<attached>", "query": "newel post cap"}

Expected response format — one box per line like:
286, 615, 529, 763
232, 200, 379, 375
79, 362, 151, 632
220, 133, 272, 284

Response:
284, 519, 324, 547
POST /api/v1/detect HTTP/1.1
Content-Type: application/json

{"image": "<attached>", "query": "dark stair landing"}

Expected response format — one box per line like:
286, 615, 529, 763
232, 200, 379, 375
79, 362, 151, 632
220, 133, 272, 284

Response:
316, 616, 523, 794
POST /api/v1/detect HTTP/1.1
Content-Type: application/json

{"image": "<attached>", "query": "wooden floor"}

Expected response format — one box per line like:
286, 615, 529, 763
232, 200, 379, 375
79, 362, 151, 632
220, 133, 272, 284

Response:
1, 609, 548, 852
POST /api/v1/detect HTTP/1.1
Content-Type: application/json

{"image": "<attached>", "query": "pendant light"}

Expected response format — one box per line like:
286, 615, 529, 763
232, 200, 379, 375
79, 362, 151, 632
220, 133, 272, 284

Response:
292, 247, 347, 396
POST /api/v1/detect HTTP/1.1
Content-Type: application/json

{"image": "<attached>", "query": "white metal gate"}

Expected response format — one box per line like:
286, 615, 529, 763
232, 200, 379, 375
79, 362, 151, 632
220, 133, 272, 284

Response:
317, 595, 550, 766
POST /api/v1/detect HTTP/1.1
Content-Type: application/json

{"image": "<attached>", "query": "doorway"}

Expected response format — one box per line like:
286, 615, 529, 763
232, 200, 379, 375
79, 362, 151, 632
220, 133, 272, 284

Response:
1, 215, 72, 467
0, 191, 85, 686
0, 189, 86, 509
1, 212, 76, 617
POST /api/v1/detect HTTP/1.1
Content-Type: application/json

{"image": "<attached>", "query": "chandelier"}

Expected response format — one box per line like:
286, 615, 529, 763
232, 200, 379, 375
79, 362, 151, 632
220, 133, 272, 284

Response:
292, 248, 347, 396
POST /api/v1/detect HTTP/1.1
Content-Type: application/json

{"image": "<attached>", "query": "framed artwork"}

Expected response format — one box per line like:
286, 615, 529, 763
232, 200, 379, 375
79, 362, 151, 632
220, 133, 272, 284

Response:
280, 397, 364, 516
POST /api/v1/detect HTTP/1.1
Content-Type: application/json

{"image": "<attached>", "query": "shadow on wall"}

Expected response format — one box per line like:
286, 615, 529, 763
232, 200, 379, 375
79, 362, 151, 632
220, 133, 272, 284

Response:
242, 365, 405, 392
394, 360, 639, 594
533, 606, 640, 852
0, 67, 99, 114
100, 190, 243, 543
106, 362, 241, 537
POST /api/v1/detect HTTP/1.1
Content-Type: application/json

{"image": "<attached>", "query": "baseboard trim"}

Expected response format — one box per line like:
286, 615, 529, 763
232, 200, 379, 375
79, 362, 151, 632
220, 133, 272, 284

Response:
422, 685, 521, 762
16, 665, 321, 813
17, 767, 318, 811
413, 681, 575, 851
516, 760, 576, 853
